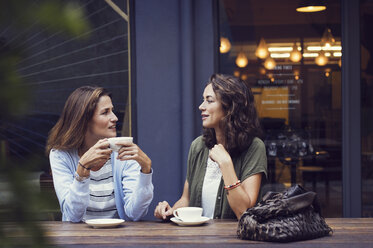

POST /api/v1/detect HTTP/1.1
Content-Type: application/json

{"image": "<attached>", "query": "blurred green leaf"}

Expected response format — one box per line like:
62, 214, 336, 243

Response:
36, 1, 90, 37
0, 52, 29, 119
0, 0, 91, 247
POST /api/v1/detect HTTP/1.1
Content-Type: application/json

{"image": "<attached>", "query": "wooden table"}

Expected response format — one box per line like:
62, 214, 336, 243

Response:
4, 218, 373, 247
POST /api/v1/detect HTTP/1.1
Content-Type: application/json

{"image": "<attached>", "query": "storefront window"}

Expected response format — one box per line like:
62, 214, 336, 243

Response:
361, 0, 373, 217
0, 0, 132, 220
218, 0, 342, 216
0, 0, 132, 173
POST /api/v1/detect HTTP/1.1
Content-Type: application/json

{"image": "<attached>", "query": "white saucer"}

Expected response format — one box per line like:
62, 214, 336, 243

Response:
85, 218, 125, 228
170, 216, 210, 226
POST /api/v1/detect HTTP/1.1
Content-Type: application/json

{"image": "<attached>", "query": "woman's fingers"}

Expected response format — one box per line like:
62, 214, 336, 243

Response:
115, 140, 133, 147
118, 144, 137, 153
117, 145, 140, 159
154, 203, 163, 218
97, 139, 110, 149
116, 144, 151, 172
154, 201, 171, 219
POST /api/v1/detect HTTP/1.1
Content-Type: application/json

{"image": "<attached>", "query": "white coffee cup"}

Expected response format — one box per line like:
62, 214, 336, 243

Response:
108, 137, 133, 152
173, 207, 203, 222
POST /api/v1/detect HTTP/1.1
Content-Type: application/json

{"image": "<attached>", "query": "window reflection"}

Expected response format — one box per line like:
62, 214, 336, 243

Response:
218, 0, 342, 217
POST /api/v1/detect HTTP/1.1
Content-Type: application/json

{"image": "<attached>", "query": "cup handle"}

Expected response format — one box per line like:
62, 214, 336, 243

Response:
173, 209, 179, 218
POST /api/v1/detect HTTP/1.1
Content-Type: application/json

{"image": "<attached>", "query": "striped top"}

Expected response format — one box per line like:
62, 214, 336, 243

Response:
83, 159, 119, 220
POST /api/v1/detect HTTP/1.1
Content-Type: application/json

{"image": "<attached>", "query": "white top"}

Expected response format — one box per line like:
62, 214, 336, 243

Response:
201, 157, 222, 219
49, 149, 154, 222
84, 159, 118, 220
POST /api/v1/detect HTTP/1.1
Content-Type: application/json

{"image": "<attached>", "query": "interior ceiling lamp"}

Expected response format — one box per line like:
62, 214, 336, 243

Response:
264, 57, 276, 70
307, 45, 341, 51
236, 52, 248, 68
315, 51, 328, 66
259, 67, 266, 75
321, 28, 335, 48
289, 43, 302, 62
325, 68, 331, 77
296, 0, 326, 12
255, 38, 269, 59
220, 37, 231, 53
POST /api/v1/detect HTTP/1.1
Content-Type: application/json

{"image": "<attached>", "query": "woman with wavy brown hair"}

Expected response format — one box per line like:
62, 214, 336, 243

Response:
46, 86, 153, 222
154, 74, 267, 220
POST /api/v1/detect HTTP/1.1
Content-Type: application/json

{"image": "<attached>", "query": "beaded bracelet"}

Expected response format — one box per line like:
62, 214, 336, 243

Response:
78, 161, 90, 170
224, 180, 241, 192
224, 181, 241, 195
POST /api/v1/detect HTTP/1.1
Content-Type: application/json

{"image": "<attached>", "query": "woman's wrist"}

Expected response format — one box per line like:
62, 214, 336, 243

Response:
77, 161, 90, 177
140, 158, 152, 174
140, 164, 151, 174
219, 157, 233, 168
78, 161, 90, 171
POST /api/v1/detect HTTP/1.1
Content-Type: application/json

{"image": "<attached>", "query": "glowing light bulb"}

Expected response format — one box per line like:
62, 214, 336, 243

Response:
235, 52, 248, 68
290, 44, 302, 62
315, 51, 328, 66
321, 28, 335, 48
220, 37, 231, 53
264, 57, 276, 70
255, 38, 269, 59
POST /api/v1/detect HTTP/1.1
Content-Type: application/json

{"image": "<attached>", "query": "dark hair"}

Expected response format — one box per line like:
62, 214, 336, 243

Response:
46, 86, 111, 154
202, 74, 262, 156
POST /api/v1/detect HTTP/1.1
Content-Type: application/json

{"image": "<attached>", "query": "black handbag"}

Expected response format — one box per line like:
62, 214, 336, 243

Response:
237, 185, 332, 242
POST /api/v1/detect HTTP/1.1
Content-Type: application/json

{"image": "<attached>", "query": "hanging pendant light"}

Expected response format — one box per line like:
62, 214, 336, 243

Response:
296, 0, 326, 12
289, 43, 302, 62
220, 37, 231, 53
293, 69, 300, 80
325, 68, 331, 77
236, 52, 248, 68
255, 38, 269, 59
264, 57, 276, 70
315, 51, 328, 66
321, 28, 335, 48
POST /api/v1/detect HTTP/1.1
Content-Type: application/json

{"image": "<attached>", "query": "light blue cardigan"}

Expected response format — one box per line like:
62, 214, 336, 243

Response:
49, 149, 154, 222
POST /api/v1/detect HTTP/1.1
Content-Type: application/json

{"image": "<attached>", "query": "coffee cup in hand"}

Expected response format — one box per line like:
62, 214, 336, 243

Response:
173, 207, 203, 222
108, 137, 133, 152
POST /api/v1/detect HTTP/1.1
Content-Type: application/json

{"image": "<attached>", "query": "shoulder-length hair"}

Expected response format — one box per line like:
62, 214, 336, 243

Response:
203, 74, 262, 157
46, 86, 111, 154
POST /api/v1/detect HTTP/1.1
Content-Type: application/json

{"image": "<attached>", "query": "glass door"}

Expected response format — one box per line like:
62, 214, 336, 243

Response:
218, 0, 342, 216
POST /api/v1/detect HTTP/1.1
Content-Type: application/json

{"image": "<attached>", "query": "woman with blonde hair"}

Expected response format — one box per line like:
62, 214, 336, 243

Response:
47, 86, 153, 222
154, 74, 267, 220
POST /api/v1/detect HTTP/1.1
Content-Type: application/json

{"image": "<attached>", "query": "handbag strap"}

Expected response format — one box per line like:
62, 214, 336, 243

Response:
285, 191, 316, 212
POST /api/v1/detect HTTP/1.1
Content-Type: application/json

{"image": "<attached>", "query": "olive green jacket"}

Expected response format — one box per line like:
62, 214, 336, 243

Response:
186, 136, 267, 219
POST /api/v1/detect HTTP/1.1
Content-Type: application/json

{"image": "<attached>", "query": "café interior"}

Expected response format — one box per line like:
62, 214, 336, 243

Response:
217, 0, 372, 217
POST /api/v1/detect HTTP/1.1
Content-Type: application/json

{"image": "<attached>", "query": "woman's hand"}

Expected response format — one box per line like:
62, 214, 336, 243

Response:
209, 144, 232, 168
154, 181, 190, 220
154, 201, 173, 220
79, 139, 112, 171
117, 143, 152, 174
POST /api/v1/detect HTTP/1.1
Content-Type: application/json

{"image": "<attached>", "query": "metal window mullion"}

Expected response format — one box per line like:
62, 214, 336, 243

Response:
342, 0, 362, 217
